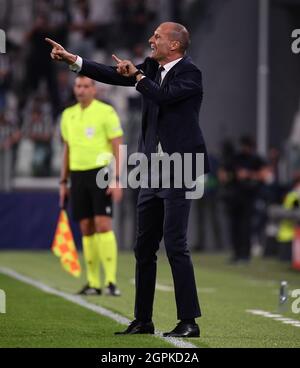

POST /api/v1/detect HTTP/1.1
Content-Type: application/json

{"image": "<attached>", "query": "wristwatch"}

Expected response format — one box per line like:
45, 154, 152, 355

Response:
134, 69, 145, 78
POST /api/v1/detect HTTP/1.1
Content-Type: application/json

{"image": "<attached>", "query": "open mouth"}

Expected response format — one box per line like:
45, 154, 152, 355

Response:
150, 44, 156, 54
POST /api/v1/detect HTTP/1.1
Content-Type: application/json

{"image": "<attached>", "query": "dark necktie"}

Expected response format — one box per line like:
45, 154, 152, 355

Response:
143, 66, 165, 158
155, 66, 165, 85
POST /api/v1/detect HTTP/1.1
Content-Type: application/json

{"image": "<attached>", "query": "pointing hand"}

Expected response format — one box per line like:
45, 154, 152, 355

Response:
45, 38, 77, 65
112, 54, 137, 77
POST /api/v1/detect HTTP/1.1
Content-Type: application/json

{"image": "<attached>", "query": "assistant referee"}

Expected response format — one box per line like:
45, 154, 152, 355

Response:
60, 75, 123, 296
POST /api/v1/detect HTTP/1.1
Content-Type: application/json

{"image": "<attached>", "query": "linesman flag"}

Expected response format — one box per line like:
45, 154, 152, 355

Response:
51, 210, 81, 277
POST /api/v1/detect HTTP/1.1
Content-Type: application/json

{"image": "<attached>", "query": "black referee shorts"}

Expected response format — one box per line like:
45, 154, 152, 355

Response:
70, 167, 112, 221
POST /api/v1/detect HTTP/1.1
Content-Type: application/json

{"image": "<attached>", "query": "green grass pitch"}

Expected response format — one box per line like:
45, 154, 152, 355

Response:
0, 251, 300, 348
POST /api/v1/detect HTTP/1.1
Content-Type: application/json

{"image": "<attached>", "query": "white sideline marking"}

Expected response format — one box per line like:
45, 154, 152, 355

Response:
130, 279, 216, 293
130, 278, 174, 292
246, 309, 300, 328
0, 268, 198, 349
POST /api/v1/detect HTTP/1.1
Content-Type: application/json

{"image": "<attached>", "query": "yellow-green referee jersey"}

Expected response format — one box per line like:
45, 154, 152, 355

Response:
61, 99, 123, 171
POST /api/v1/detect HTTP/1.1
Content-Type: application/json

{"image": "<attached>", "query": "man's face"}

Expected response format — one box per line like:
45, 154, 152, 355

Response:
148, 24, 175, 62
74, 77, 96, 104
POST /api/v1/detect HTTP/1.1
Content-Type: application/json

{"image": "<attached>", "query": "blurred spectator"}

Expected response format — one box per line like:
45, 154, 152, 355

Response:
22, 95, 53, 177
90, 0, 117, 50
69, 0, 96, 57
35, 0, 71, 45
0, 110, 21, 190
218, 139, 236, 204
252, 161, 282, 255
194, 154, 223, 251
219, 136, 264, 264
56, 69, 75, 110
1, 0, 34, 46
0, 0, 9, 27
116, 0, 157, 48
0, 54, 11, 111
69, 0, 117, 54
21, 0, 71, 118
218, 139, 236, 251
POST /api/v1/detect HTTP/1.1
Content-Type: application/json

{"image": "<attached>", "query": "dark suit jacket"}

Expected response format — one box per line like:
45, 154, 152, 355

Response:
80, 56, 209, 185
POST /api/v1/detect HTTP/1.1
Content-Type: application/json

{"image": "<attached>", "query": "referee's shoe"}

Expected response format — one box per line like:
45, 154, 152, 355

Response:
77, 284, 101, 296
104, 283, 121, 296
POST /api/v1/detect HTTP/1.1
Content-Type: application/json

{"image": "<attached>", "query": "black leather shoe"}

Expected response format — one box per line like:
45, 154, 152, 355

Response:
115, 320, 155, 335
163, 322, 200, 338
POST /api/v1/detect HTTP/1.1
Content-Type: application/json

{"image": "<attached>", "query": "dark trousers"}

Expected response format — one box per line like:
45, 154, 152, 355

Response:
134, 188, 201, 321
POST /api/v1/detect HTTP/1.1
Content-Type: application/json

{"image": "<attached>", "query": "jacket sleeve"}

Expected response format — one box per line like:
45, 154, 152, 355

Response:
80, 59, 143, 87
136, 69, 202, 105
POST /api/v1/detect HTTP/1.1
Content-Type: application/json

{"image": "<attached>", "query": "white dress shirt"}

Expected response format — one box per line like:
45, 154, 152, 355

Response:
159, 58, 183, 83
154, 58, 183, 155
69, 56, 83, 72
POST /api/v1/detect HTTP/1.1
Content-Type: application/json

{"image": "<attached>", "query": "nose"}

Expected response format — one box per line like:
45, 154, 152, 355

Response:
149, 35, 154, 44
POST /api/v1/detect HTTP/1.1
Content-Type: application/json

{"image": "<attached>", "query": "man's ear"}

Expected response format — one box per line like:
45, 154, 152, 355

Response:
170, 40, 180, 51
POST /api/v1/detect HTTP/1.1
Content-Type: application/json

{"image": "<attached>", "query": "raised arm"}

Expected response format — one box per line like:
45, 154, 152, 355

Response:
45, 38, 77, 65
80, 59, 137, 87
45, 38, 138, 87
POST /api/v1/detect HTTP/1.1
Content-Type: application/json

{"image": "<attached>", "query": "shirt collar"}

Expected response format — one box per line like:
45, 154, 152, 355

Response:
78, 99, 96, 111
160, 57, 183, 73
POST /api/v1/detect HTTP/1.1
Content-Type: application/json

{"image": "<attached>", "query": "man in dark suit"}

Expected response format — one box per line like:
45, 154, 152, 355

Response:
46, 22, 209, 338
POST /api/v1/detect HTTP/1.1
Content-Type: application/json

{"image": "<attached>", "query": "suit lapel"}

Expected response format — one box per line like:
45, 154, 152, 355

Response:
141, 56, 192, 142
160, 56, 191, 88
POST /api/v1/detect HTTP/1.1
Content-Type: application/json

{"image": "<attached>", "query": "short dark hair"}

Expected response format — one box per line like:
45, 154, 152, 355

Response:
168, 23, 191, 53
240, 135, 255, 149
